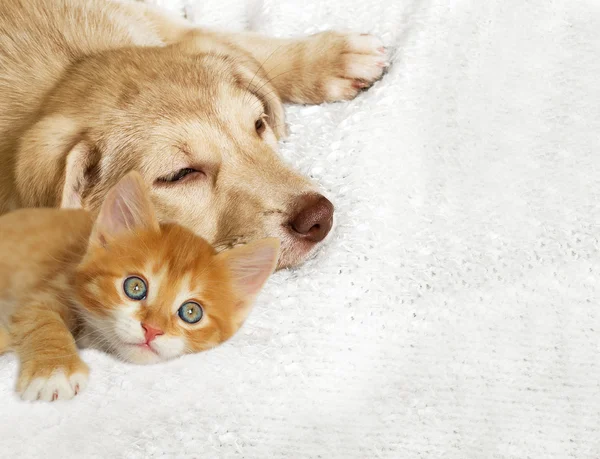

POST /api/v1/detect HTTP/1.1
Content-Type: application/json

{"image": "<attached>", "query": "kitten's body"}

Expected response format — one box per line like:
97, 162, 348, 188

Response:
0, 173, 279, 401
0, 208, 91, 344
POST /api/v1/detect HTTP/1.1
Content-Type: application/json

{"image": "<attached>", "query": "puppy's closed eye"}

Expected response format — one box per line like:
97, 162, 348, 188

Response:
156, 168, 205, 185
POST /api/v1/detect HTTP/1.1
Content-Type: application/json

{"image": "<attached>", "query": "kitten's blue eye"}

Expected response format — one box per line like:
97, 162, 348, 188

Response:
178, 301, 203, 324
123, 276, 147, 300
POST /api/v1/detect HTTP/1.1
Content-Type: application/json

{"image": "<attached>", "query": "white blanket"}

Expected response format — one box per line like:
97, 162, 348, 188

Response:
1, 1, 599, 457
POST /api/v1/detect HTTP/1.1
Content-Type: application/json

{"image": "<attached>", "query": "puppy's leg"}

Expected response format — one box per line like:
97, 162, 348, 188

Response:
123, 3, 387, 104
177, 30, 388, 104
10, 300, 89, 401
117, 1, 194, 43
214, 31, 389, 104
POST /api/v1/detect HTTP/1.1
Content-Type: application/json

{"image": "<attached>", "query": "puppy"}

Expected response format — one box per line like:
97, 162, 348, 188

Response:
0, 0, 387, 268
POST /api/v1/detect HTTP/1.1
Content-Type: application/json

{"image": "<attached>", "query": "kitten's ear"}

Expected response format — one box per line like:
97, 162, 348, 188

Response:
218, 238, 281, 302
90, 171, 159, 247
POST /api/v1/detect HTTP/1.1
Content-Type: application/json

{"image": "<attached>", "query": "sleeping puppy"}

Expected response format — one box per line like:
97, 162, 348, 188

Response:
0, 0, 387, 268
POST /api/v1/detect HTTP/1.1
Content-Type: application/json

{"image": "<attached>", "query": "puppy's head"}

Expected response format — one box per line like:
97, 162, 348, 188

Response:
15, 46, 334, 268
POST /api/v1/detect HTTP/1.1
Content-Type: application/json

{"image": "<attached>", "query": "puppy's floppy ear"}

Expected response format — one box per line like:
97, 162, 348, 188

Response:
90, 171, 159, 248
216, 238, 280, 322
15, 115, 99, 209
60, 141, 100, 209
174, 32, 286, 139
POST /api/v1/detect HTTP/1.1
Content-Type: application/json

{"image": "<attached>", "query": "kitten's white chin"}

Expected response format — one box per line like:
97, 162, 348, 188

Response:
77, 308, 186, 364
118, 343, 165, 365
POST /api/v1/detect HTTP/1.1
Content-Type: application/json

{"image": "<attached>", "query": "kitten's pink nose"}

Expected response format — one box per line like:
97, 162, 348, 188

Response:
142, 323, 164, 343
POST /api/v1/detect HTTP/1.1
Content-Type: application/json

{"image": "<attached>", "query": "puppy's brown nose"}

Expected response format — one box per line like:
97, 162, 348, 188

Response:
289, 194, 334, 243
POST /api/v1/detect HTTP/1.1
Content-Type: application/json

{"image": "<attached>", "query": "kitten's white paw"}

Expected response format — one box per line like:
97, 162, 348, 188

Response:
20, 370, 88, 402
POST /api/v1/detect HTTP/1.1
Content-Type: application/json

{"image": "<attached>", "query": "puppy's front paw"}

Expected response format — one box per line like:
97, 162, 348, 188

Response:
17, 359, 89, 402
297, 32, 388, 104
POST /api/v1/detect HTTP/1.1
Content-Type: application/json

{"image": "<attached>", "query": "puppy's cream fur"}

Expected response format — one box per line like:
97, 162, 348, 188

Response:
0, 0, 386, 267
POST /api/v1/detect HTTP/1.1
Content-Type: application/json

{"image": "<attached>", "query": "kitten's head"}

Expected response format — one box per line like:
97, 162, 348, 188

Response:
74, 172, 280, 364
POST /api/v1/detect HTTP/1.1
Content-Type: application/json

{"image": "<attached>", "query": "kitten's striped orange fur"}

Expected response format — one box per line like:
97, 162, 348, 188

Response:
0, 172, 279, 402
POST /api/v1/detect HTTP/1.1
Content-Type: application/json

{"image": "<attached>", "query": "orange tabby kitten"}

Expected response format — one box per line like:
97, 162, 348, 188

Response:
0, 172, 280, 402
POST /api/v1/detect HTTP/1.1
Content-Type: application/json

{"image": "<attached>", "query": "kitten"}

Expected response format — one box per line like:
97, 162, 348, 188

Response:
0, 171, 280, 402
